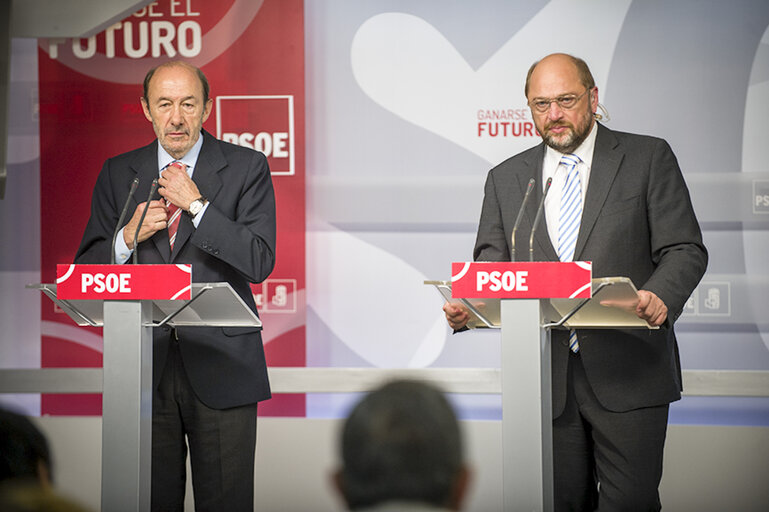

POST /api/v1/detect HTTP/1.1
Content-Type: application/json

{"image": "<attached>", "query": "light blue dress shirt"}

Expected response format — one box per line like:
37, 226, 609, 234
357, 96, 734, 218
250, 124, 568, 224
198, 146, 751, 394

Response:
114, 133, 209, 263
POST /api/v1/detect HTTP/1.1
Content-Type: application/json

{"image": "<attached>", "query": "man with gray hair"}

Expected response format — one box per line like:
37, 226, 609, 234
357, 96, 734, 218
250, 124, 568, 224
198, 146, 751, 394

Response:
75, 61, 276, 511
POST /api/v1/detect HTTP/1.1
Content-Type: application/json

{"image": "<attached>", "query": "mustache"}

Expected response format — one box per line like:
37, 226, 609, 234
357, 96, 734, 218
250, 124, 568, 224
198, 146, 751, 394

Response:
545, 120, 573, 130
165, 129, 189, 136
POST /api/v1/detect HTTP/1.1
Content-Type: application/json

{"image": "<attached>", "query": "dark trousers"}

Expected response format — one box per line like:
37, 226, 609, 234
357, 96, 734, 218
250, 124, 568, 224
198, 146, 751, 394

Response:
553, 351, 669, 512
151, 339, 258, 512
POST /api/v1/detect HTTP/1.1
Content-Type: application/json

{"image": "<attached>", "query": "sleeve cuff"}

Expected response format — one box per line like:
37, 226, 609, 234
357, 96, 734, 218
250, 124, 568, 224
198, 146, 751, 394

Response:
191, 202, 210, 229
115, 228, 133, 264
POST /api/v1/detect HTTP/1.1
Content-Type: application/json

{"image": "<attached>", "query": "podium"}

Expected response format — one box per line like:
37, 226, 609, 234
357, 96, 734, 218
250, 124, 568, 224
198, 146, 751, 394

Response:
30, 266, 261, 512
428, 263, 654, 511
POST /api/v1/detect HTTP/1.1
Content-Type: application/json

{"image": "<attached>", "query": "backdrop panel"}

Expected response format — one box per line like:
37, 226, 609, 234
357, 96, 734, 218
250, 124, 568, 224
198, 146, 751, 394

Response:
37, 0, 306, 416
304, 0, 769, 424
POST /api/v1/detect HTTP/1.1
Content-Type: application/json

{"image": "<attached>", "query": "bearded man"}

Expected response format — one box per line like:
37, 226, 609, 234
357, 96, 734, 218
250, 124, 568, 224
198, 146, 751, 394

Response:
444, 53, 707, 511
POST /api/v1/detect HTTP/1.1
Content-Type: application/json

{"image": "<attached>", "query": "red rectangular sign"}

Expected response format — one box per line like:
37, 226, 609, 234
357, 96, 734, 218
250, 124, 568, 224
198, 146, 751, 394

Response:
56, 264, 192, 301
451, 261, 592, 299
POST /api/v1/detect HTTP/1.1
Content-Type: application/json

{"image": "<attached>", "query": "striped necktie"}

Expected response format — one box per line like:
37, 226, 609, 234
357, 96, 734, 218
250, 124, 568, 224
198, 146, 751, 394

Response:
165, 161, 185, 250
558, 154, 582, 263
558, 154, 582, 353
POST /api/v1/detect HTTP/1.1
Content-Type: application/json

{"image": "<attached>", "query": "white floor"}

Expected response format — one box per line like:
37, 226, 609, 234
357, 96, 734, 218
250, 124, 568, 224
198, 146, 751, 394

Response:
35, 417, 769, 511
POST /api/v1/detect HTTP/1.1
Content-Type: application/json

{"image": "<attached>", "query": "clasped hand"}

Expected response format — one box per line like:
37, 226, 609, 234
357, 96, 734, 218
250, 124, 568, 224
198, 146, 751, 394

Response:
123, 167, 201, 249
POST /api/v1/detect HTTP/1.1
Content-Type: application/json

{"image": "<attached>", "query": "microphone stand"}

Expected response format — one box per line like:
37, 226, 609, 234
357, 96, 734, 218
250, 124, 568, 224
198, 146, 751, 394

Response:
132, 179, 159, 265
511, 178, 535, 262
529, 177, 552, 262
111, 178, 140, 264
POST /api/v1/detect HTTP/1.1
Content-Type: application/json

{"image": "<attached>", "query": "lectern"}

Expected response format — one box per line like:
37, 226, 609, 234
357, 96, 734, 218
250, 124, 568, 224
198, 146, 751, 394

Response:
30, 264, 261, 511
428, 261, 654, 512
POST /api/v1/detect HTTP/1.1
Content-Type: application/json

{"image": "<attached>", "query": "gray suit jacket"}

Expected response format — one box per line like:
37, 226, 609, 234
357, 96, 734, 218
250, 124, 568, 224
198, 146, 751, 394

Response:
474, 123, 707, 416
75, 130, 276, 409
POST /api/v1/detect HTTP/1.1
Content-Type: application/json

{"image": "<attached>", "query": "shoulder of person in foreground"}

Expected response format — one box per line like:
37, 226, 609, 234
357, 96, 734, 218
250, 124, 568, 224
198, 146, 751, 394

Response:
0, 408, 52, 488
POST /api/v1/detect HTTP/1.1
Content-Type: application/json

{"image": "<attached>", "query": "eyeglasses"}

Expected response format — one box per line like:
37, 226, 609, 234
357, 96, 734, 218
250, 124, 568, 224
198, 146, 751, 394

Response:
528, 88, 591, 113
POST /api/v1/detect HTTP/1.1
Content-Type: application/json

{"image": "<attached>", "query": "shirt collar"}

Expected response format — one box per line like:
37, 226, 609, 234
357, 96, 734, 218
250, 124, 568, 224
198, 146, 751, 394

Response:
544, 120, 598, 168
157, 131, 205, 173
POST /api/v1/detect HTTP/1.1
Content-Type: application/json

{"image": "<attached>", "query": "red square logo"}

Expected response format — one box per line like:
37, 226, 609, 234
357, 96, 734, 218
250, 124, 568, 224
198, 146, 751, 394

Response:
215, 95, 295, 175
255, 279, 297, 313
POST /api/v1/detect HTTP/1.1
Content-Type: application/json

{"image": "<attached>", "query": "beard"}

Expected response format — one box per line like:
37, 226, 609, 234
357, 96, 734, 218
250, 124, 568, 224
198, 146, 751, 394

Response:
539, 106, 594, 153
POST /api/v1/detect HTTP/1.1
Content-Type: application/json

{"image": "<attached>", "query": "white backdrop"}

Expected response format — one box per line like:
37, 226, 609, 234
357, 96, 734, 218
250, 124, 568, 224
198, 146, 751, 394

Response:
302, 0, 769, 424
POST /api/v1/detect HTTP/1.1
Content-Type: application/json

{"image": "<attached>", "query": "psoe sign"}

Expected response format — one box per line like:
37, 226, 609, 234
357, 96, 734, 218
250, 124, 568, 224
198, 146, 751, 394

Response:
216, 95, 295, 176
476, 270, 529, 292
451, 261, 592, 299
56, 264, 192, 300
80, 272, 133, 294
221, 132, 289, 158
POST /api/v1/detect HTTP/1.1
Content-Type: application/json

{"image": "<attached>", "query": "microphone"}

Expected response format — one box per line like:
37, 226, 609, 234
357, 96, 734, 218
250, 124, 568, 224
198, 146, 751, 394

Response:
111, 178, 140, 264
529, 177, 552, 262
132, 179, 159, 265
511, 178, 535, 262
594, 103, 611, 122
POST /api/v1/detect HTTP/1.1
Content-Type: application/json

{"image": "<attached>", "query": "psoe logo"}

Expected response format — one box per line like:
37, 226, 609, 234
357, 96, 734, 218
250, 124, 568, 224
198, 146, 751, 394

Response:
753, 180, 769, 214
215, 95, 295, 176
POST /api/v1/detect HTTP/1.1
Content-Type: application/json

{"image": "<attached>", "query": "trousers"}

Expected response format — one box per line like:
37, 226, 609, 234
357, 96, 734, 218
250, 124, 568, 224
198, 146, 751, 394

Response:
151, 337, 258, 512
553, 351, 669, 511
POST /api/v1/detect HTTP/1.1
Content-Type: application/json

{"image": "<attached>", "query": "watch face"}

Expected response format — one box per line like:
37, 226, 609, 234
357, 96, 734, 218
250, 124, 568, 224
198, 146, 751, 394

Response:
189, 200, 202, 216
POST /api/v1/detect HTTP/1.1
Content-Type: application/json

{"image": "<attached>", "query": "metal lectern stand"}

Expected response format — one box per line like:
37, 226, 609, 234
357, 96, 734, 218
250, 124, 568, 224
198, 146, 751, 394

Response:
428, 277, 654, 511
30, 282, 261, 511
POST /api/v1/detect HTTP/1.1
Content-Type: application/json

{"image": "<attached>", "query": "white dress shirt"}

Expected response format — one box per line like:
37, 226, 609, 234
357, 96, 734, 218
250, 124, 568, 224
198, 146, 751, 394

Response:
542, 121, 598, 258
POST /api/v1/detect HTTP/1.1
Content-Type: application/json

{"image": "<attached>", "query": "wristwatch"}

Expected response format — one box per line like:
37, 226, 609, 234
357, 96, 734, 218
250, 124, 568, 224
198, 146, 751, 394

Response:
187, 196, 207, 218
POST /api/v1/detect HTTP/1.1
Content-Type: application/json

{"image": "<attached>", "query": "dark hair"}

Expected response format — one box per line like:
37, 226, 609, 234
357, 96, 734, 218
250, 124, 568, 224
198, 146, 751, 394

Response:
142, 61, 210, 104
338, 380, 463, 510
524, 53, 596, 98
0, 409, 52, 485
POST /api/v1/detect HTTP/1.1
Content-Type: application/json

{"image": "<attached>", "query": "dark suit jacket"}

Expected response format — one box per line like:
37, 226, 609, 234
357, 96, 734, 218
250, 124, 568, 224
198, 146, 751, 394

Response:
474, 123, 707, 417
75, 130, 276, 409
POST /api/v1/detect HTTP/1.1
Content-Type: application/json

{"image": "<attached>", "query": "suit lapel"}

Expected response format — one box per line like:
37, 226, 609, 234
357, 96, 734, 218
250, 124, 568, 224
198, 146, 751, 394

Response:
128, 142, 172, 262
169, 131, 225, 261
520, 144, 558, 261
574, 124, 623, 260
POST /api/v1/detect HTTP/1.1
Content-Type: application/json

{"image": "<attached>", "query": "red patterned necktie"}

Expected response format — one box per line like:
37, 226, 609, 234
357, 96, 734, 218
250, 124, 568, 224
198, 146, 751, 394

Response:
165, 161, 185, 250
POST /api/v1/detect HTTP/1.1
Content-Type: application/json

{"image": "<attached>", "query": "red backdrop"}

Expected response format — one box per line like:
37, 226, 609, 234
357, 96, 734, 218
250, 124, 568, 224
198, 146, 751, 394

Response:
38, 0, 306, 416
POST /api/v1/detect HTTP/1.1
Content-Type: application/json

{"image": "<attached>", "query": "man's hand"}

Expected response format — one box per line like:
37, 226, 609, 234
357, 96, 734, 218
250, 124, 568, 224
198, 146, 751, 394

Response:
158, 164, 201, 211
443, 302, 470, 331
123, 200, 167, 249
636, 290, 668, 327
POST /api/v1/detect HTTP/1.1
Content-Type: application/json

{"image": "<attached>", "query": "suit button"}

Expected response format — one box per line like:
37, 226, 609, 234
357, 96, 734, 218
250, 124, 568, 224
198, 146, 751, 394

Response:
561, 339, 568, 347
213, 249, 219, 255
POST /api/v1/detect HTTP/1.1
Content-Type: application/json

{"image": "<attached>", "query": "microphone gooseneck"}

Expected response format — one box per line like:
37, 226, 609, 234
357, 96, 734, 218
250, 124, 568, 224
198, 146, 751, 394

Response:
132, 179, 159, 265
529, 177, 552, 262
111, 178, 140, 264
511, 178, 535, 262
